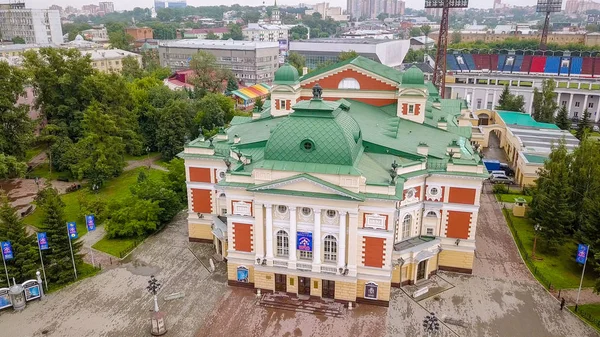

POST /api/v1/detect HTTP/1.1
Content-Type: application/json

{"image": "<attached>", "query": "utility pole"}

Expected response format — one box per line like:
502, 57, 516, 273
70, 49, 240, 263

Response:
536, 0, 562, 51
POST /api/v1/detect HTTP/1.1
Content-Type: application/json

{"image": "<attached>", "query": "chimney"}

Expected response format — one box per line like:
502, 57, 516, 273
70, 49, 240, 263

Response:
302, 67, 308, 76
417, 142, 429, 156
234, 134, 241, 144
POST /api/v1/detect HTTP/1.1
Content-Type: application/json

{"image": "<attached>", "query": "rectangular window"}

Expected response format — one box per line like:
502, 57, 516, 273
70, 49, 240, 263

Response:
562, 101, 567, 106
574, 111, 579, 117
589, 102, 594, 108
426, 228, 434, 235
486, 101, 492, 110
280, 99, 286, 110
575, 102, 580, 107
299, 251, 312, 260
408, 104, 414, 114
477, 99, 482, 109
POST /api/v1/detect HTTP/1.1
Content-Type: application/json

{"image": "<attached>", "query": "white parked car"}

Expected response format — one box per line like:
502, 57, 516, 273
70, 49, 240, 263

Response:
489, 173, 514, 184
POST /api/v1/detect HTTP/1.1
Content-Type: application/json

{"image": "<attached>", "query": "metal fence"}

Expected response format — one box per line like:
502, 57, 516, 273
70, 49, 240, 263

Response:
502, 208, 553, 291
118, 238, 142, 259
575, 307, 600, 330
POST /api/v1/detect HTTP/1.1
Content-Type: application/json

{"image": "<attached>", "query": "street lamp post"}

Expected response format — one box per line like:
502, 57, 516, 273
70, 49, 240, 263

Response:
532, 224, 542, 260
146, 147, 151, 168
147, 275, 167, 336
423, 312, 440, 337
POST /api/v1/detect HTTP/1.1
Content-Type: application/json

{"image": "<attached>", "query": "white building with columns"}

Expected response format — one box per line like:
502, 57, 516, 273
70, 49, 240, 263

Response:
180, 58, 487, 306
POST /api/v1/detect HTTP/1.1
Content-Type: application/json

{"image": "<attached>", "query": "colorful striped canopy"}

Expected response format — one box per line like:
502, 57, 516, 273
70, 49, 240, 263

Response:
231, 83, 271, 101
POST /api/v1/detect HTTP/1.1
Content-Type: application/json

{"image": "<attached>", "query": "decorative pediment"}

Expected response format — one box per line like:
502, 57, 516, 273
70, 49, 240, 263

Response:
301, 65, 399, 91
247, 173, 364, 201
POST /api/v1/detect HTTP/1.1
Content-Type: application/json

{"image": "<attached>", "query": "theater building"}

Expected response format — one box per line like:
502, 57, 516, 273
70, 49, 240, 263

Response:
180, 57, 488, 306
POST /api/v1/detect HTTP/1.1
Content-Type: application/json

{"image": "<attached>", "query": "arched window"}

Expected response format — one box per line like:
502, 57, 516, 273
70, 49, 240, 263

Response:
402, 214, 412, 239
324, 235, 337, 262
276, 230, 289, 257
338, 77, 360, 90
426, 211, 437, 218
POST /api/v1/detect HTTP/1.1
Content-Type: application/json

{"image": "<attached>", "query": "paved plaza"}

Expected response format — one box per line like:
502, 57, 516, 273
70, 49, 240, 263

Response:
0, 196, 598, 336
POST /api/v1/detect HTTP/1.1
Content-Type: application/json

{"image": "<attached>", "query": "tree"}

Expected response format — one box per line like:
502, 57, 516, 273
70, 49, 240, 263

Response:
0, 194, 39, 283
23, 48, 95, 141
338, 50, 359, 61
163, 158, 187, 204
409, 27, 422, 37
495, 84, 525, 112
206, 31, 219, 40
189, 51, 230, 97
108, 31, 134, 51
290, 26, 308, 40
420, 25, 432, 37
404, 49, 426, 63
0, 62, 34, 160
38, 187, 83, 284
451, 31, 462, 44
156, 100, 193, 161
195, 93, 235, 130
555, 105, 570, 130
71, 102, 126, 187
287, 52, 306, 74
227, 23, 243, 40
528, 141, 574, 251
255, 97, 264, 111
104, 196, 161, 238
570, 137, 600, 233
531, 79, 558, 123
0, 154, 27, 179
11, 36, 25, 44
130, 176, 182, 224
576, 109, 592, 140
377, 13, 389, 21
121, 55, 144, 79
241, 11, 261, 24
226, 74, 239, 93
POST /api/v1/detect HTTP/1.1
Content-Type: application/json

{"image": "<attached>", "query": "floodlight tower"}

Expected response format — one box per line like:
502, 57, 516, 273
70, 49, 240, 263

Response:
537, 0, 562, 51
425, 0, 469, 99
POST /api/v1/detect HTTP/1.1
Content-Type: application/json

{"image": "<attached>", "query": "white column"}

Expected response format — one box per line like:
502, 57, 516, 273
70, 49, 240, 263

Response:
492, 89, 497, 111
338, 211, 347, 271
584, 95, 589, 115
595, 101, 600, 123
265, 204, 273, 263
347, 212, 358, 276
568, 94, 574, 117
556, 92, 561, 107
484, 89, 489, 110
312, 209, 322, 272
254, 203, 265, 259
288, 207, 297, 269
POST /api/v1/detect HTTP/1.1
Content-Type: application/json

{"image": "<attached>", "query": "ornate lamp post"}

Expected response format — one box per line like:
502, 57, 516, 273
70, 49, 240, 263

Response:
532, 224, 542, 260
423, 312, 440, 337
147, 275, 167, 336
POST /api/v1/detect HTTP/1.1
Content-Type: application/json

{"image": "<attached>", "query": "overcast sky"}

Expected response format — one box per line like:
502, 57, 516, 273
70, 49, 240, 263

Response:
26, 0, 540, 11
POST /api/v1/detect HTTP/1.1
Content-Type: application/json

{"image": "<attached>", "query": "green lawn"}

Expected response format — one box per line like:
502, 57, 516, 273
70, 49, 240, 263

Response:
92, 236, 140, 258
569, 83, 580, 89
592, 84, 600, 90
28, 163, 67, 181
496, 193, 532, 203
569, 304, 600, 333
23, 167, 167, 237
25, 145, 45, 162
47, 263, 100, 293
557, 82, 568, 88
124, 152, 160, 161
505, 212, 597, 289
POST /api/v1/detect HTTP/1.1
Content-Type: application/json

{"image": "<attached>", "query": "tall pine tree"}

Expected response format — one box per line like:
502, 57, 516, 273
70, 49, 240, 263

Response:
531, 79, 558, 123
576, 108, 591, 140
496, 84, 512, 110
528, 141, 574, 251
555, 104, 570, 130
0, 194, 39, 283
38, 187, 83, 284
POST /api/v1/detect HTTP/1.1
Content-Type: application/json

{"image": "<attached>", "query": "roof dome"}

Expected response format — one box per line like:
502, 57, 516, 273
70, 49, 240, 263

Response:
402, 66, 425, 85
75, 34, 84, 41
274, 63, 299, 85
264, 99, 362, 166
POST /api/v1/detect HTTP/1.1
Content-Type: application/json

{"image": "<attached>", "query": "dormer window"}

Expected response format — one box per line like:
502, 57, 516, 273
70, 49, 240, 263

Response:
280, 99, 287, 110
338, 77, 360, 90
408, 104, 415, 114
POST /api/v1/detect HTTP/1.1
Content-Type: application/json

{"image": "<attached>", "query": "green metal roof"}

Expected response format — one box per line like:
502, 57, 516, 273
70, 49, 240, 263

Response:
300, 56, 403, 84
264, 99, 362, 166
523, 153, 548, 164
402, 66, 425, 85
498, 111, 559, 130
274, 63, 299, 85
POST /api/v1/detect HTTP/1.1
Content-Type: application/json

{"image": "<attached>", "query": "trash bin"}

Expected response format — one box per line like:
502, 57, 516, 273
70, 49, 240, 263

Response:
9, 283, 25, 311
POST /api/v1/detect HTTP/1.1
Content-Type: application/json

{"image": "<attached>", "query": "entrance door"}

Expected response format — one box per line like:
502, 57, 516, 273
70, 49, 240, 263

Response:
275, 274, 287, 292
298, 277, 311, 295
417, 260, 427, 281
322, 280, 335, 299
217, 239, 223, 256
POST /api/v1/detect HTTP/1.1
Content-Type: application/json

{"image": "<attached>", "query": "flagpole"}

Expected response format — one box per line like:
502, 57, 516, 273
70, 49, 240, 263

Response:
37, 239, 48, 291
1, 252, 8, 287
87, 225, 95, 268
575, 244, 589, 310
66, 223, 78, 280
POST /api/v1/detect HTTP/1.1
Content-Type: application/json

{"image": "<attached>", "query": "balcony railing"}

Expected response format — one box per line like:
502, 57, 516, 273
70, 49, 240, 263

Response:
321, 265, 338, 274
273, 260, 288, 268
296, 262, 312, 271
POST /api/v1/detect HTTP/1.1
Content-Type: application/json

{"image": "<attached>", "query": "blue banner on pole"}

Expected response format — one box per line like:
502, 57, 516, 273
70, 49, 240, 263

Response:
1, 241, 13, 260
297, 232, 312, 252
37, 232, 49, 250
577, 244, 589, 264
86, 215, 96, 231
67, 222, 78, 239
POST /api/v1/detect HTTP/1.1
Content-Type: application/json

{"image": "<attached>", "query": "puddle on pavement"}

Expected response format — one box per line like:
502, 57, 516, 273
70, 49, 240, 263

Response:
125, 259, 161, 276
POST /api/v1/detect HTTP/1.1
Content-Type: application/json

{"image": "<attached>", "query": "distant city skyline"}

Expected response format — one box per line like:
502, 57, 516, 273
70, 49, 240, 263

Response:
25, 0, 543, 11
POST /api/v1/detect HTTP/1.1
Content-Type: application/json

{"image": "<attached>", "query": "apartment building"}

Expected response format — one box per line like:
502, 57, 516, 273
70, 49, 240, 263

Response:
0, 8, 62, 44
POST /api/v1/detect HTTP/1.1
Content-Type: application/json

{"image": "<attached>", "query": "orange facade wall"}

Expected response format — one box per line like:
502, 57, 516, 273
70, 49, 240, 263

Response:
191, 189, 212, 213
448, 187, 476, 205
189, 167, 212, 183
302, 69, 398, 91
299, 96, 396, 107
363, 237, 385, 268
446, 211, 471, 239
233, 223, 253, 252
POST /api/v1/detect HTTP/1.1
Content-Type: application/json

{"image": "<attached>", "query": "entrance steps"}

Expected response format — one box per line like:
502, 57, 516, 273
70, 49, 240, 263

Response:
258, 292, 345, 317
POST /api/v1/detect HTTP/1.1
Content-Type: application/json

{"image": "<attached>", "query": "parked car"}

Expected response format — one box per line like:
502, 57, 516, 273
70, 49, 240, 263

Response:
489, 173, 514, 184
489, 170, 506, 176
499, 163, 515, 177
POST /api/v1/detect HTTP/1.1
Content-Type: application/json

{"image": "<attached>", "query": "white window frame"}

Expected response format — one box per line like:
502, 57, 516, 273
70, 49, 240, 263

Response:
280, 99, 287, 109
338, 77, 360, 90
299, 250, 312, 260
276, 230, 289, 257
323, 235, 337, 262
365, 214, 386, 230
408, 104, 415, 115
402, 214, 412, 240
233, 201, 251, 216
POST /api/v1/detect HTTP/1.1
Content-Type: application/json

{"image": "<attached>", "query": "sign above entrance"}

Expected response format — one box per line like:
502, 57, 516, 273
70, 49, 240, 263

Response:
297, 232, 312, 252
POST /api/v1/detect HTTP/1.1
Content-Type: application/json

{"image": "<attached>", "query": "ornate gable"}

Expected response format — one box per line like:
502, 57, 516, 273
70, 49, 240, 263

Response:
248, 173, 364, 201
301, 65, 399, 92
